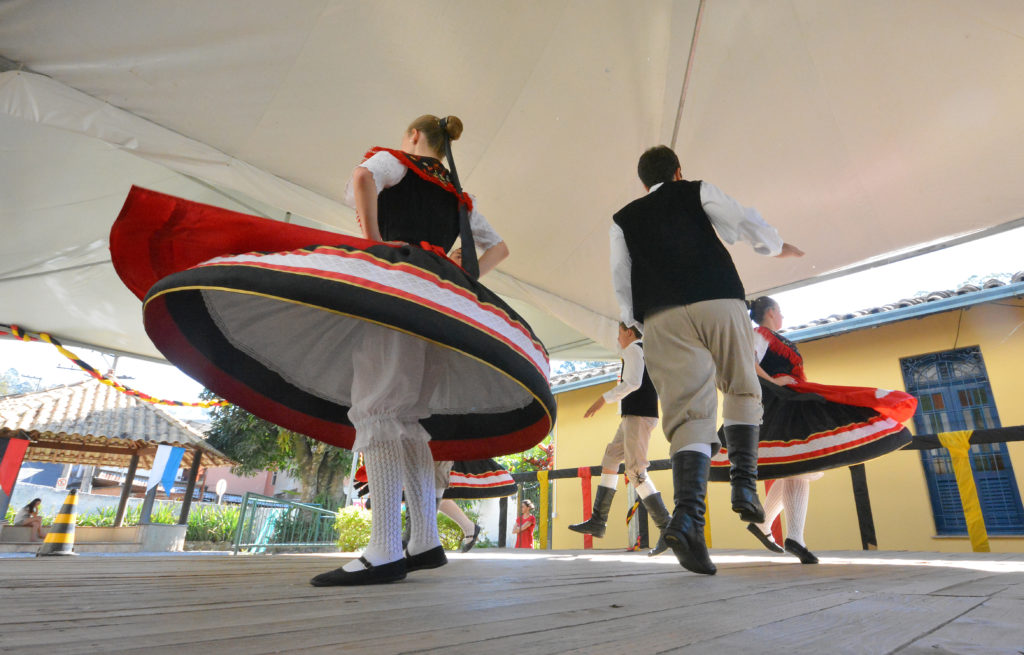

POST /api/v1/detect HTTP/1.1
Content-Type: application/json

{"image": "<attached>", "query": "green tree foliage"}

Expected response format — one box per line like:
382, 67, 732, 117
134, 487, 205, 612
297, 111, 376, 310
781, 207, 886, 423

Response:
201, 389, 353, 505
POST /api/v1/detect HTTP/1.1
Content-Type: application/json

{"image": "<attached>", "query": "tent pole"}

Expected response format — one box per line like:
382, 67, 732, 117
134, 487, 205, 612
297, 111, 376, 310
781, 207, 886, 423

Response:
670, 0, 706, 149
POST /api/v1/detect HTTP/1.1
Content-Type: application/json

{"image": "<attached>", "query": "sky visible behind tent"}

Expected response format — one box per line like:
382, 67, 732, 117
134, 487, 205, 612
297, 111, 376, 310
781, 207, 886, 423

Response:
3, 223, 1024, 421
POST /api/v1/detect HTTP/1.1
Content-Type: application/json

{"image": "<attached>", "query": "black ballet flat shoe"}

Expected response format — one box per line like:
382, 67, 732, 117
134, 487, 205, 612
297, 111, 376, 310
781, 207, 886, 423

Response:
747, 523, 785, 553
784, 538, 819, 564
310, 556, 407, 587
405, 545, 448, 572
459, 524, 481, 553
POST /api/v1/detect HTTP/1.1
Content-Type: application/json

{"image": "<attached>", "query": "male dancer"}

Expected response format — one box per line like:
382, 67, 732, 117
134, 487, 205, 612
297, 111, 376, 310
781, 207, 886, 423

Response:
610, 145, 802, 574
569, 322, 671, 555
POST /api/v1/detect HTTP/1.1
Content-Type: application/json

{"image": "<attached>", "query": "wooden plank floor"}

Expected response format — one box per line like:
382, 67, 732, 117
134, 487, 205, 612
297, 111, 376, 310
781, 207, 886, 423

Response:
2, 549, 1023, 654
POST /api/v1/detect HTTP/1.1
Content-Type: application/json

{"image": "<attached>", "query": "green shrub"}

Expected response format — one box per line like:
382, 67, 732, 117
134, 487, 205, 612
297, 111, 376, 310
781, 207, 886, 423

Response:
335, 505, 477, 552
77, 506, 119, 527
186, 505, 239, 543
438, 512, 466, 551
335, 506, 372, 551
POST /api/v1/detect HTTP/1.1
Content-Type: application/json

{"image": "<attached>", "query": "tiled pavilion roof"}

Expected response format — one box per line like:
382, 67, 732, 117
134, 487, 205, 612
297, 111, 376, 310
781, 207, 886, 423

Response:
0, 378, 234, 468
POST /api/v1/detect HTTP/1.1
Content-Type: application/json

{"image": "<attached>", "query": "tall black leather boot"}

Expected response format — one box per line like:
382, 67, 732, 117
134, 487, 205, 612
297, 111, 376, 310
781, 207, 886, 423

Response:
662, 450, 716, 575
723, 424, 765, 524
568, 485, 615, 538
641, 492, 672, 556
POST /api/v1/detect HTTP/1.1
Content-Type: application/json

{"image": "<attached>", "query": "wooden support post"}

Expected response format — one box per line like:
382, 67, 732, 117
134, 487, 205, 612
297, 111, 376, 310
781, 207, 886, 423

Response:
115, 452, 139, 527
849, 464, 877, 550
178, 451, 203, 525
138, 485, 158, 525
498, 495, 508, 547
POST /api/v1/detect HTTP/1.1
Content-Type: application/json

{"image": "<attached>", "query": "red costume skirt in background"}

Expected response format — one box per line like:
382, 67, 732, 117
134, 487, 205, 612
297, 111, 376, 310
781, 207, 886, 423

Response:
710, 378, 917, 480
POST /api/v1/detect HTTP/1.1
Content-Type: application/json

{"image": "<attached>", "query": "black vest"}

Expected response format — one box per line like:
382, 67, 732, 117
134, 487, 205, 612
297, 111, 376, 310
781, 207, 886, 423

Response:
612, 180, 745, 321
378, 167, 460, 250
759, 329, 803, 378
620, 342, 659, 418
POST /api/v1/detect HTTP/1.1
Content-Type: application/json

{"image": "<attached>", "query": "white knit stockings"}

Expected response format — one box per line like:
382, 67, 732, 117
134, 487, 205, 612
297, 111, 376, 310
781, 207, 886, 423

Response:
783, 478, 811, 546
401, 436, 440, 556
344, 441, 405, 571
753, 478, 811, 547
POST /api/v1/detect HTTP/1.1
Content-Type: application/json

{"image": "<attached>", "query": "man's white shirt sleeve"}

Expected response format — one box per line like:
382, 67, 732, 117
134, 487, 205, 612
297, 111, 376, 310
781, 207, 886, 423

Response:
602, 341, 645, 404
700, 181, 783, 256
609, 223, 639, 328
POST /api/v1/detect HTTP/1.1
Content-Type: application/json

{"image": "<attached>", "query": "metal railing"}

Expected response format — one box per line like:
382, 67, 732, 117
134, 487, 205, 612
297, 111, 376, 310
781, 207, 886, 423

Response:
232, 493, 340, 554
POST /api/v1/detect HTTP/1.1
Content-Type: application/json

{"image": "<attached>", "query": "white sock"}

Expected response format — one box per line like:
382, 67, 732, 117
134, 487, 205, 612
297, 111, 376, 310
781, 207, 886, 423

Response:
755, 480, 785, 535
783, 478, 811, 546
439, 498, 475, 536
634, 477, 657, 499
400, 435, 440, 556
676, 442, 712, 457
345, 441, 404, 571
599, 473, 619, 490
722, 419, 756, 427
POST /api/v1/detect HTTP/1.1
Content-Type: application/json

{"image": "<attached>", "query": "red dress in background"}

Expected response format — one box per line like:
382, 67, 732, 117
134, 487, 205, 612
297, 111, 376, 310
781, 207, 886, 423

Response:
514, 514, 535, 548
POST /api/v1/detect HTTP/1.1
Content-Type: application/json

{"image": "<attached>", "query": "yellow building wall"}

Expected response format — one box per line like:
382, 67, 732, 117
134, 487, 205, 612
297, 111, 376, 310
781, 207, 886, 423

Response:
550, 301, 1024, 553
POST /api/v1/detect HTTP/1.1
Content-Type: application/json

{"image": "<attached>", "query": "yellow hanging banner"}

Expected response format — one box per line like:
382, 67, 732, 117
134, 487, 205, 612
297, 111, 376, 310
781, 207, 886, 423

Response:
937, 430, 990, 553
537, 470, 549, 550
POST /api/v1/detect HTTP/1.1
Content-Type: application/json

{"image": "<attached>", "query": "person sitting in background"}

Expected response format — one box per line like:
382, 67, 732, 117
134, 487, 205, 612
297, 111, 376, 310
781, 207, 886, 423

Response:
13, 498, 46, 541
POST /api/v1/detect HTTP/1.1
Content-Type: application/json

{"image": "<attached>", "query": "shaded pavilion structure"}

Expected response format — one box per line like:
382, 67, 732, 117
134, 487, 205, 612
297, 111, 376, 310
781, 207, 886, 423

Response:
0, 378, 233, 525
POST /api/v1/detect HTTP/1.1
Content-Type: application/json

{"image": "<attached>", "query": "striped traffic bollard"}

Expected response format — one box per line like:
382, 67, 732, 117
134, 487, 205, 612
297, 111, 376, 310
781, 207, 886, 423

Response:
37, 489, 78, 557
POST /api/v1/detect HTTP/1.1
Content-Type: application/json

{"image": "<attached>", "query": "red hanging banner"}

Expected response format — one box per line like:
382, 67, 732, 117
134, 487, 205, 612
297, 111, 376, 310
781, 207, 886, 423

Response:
0, 437, 29, 496
578, 467, 593, 549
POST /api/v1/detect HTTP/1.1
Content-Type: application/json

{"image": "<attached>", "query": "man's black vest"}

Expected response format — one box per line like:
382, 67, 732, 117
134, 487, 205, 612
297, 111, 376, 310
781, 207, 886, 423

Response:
620, 342, 659, 418
612, 180, 745, 321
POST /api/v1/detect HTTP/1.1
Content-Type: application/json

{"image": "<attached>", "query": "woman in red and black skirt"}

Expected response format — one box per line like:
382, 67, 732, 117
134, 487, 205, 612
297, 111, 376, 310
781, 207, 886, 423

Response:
110, 115, 555, 586
711, 296, 917, 563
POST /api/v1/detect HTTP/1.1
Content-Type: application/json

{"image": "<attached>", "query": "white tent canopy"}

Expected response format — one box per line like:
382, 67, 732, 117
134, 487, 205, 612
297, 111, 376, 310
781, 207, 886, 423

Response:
2, 1, 1023, 364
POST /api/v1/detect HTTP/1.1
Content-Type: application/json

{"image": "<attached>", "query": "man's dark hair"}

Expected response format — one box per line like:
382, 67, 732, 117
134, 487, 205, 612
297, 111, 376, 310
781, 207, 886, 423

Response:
637, 145, 680, 188
618, 322, 641, 339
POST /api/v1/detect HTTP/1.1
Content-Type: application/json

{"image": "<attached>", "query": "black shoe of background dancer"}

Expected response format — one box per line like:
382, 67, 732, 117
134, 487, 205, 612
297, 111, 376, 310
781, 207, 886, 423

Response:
310, 557, 407, 586
459, 524, 481, 553
642, 491, 672, 556
722, 424, 765, 524
568, 485, 616, 538
406, 545, 448, 572
746, 523, 785, 553
784, 538, 819, 564
662, 450, 716, 575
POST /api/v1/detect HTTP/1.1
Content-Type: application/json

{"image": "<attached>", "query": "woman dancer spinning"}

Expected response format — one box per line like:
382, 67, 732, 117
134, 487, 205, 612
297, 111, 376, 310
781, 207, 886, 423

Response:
712, 296, 917, 563
110, 115, 555, 586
